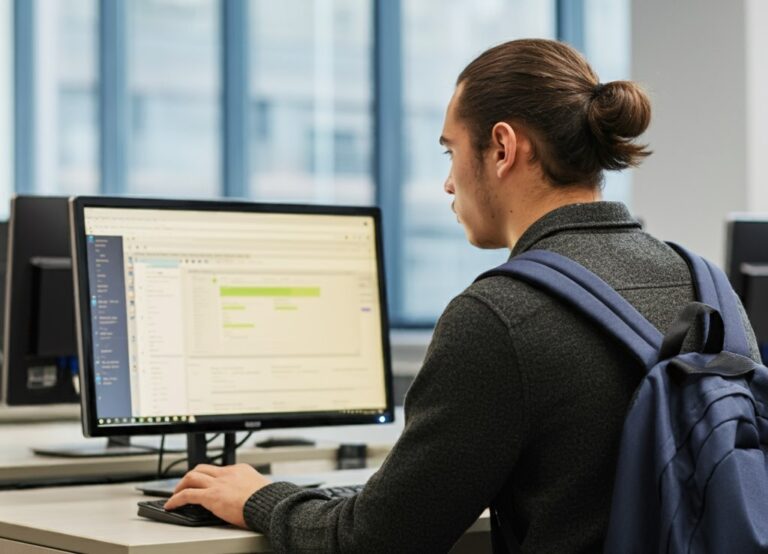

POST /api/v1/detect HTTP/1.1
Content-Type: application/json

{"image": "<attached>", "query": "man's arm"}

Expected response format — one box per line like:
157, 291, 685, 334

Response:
170, 293, 527, 553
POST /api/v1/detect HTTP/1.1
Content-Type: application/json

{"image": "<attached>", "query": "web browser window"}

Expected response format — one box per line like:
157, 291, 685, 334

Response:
83, 207, 387, 424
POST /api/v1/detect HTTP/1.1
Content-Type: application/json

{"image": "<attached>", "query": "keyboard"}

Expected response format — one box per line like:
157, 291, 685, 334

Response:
137, 484, 366, 526
137, 499, 227, 527
319, 484, 365, 498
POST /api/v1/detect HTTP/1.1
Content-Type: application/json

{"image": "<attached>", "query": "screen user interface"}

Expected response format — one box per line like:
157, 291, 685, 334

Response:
82, 207, 388, 428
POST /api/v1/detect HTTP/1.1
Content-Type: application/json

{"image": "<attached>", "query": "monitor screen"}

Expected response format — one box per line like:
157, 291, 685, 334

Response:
70, 197, 393, 437
2, 196, 78, 406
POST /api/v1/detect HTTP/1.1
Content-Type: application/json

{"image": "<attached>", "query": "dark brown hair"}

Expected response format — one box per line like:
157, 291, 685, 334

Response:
456, 39, 651, 187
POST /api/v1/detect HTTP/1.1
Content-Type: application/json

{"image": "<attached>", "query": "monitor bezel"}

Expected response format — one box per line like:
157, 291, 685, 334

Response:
70, 196, 394, 438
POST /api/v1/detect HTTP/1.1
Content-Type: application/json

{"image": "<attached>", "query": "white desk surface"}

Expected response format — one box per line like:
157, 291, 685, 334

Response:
0, 470, 490, 554
0, 404, 80, 424
0, 409, 405, 486
0, 469, 367, 554
0, 408, 492, 553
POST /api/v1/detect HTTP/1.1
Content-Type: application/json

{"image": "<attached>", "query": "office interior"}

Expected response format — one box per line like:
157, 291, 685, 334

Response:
0, 1, 767, 553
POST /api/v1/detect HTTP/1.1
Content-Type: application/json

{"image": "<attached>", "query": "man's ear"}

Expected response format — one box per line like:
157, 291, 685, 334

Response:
490, 122, 517, 178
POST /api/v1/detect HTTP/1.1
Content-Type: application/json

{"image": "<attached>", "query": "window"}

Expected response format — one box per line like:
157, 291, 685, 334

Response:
400, 0, 556, 321
249, 0, 373, 206
34, 0, 99, 195
126, 0, 220, 198
584, 0, 632, 206
6, 1, 631, 326
0, 0, 11, 218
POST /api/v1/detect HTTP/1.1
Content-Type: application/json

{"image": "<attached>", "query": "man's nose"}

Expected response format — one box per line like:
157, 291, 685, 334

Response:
444, 175, 455, 195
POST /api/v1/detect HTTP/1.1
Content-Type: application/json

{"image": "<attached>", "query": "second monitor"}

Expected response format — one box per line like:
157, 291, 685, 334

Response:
726, 215, 768, 361
2, 196, 78, 407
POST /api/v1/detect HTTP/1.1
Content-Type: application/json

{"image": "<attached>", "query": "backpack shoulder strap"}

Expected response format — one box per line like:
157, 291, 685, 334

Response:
476, 250, 663, 369
667, 242, 751, 357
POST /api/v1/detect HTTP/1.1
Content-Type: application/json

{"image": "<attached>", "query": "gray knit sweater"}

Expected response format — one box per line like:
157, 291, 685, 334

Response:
243, 202, 759, 553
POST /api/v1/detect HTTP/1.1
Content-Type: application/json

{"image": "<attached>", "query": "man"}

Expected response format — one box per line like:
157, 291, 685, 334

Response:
165, 39, 759, 553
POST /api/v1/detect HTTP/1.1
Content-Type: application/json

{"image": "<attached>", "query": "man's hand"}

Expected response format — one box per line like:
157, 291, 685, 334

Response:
164, 463, 272, 528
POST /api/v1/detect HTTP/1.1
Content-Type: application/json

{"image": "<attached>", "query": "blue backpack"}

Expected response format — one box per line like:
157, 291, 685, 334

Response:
478, 244, 768, 553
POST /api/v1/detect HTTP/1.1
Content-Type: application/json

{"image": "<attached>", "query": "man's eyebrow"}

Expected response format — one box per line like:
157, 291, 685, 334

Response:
439, 135, 452, 146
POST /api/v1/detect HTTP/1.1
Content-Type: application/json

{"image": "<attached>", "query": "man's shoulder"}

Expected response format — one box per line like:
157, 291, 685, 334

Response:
453, 274, 552, 331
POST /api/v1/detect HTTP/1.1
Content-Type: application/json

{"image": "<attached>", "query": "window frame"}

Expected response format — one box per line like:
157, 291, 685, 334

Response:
12, 0, 584, 327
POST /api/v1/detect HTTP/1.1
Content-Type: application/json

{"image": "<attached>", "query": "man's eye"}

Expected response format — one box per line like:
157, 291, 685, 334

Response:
443, 150, 452, 157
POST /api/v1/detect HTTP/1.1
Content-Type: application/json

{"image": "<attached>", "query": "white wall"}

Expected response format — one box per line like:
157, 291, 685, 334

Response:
631, 0, 749, 266
0, 0, 12, 218
746, 0, 768, 213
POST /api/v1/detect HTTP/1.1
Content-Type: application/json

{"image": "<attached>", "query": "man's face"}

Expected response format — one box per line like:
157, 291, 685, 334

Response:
440, 87, 503, 248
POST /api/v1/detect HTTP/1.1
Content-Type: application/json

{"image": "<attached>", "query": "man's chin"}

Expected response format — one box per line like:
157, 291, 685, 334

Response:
465, 231, 504, 250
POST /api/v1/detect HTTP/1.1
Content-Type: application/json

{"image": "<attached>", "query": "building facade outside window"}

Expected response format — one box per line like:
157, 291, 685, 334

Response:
4, 0, 630, 325
249, 0, 374, 206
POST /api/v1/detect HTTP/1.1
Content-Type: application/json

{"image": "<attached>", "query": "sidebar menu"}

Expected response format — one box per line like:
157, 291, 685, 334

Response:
86, 235, 133, 420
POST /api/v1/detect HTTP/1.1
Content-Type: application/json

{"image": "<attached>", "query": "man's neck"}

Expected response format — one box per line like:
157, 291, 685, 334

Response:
505, 186, 600, 249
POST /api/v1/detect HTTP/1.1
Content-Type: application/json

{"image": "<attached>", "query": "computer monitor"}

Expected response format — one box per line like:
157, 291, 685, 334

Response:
69, 196, 394, 468
725, 215, 768, 361
0, 219, 8, 355
1, 196, 79, 407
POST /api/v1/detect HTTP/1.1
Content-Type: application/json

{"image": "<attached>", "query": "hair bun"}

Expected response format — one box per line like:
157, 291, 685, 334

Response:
586, 80, 652, 170
457, 39, 652, 187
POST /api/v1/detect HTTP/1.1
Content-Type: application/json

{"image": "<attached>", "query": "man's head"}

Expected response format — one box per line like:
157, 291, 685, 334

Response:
441, 39, 652, 249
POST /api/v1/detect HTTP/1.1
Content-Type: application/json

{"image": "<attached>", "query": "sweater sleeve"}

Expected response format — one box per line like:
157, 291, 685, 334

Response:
242, 293, 526, 553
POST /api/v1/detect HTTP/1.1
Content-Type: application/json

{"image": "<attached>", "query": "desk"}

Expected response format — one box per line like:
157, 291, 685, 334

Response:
0, 408, 491, 552
0, 405, 80, 424
0, 409, 404, 487
0, 470, 491, 553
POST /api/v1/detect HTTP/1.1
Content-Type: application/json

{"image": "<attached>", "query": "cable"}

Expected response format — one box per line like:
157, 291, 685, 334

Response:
152, 433, 225, 478
157, 434, 166, 479
205, 432, 253, 465
160, 456, 190, 479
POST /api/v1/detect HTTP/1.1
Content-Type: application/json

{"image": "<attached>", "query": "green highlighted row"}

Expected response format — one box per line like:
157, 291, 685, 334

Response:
223, 323, 255, 329
220, 286, 320, 298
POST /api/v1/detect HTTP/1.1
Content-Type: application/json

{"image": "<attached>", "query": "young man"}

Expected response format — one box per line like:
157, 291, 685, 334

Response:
165, 39, 759, 553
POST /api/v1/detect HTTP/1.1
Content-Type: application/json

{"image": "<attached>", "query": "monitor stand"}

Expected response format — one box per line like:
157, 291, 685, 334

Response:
136, 432, 323, 497
32, 435, 184, 458
187, 432, 236, 467
136, 432, 237, 497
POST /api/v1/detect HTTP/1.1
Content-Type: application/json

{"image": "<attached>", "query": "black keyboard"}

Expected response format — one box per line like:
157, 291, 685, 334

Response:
137, 499, 227, 527
137, 484, 365, 525
319, 484, 365, 498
